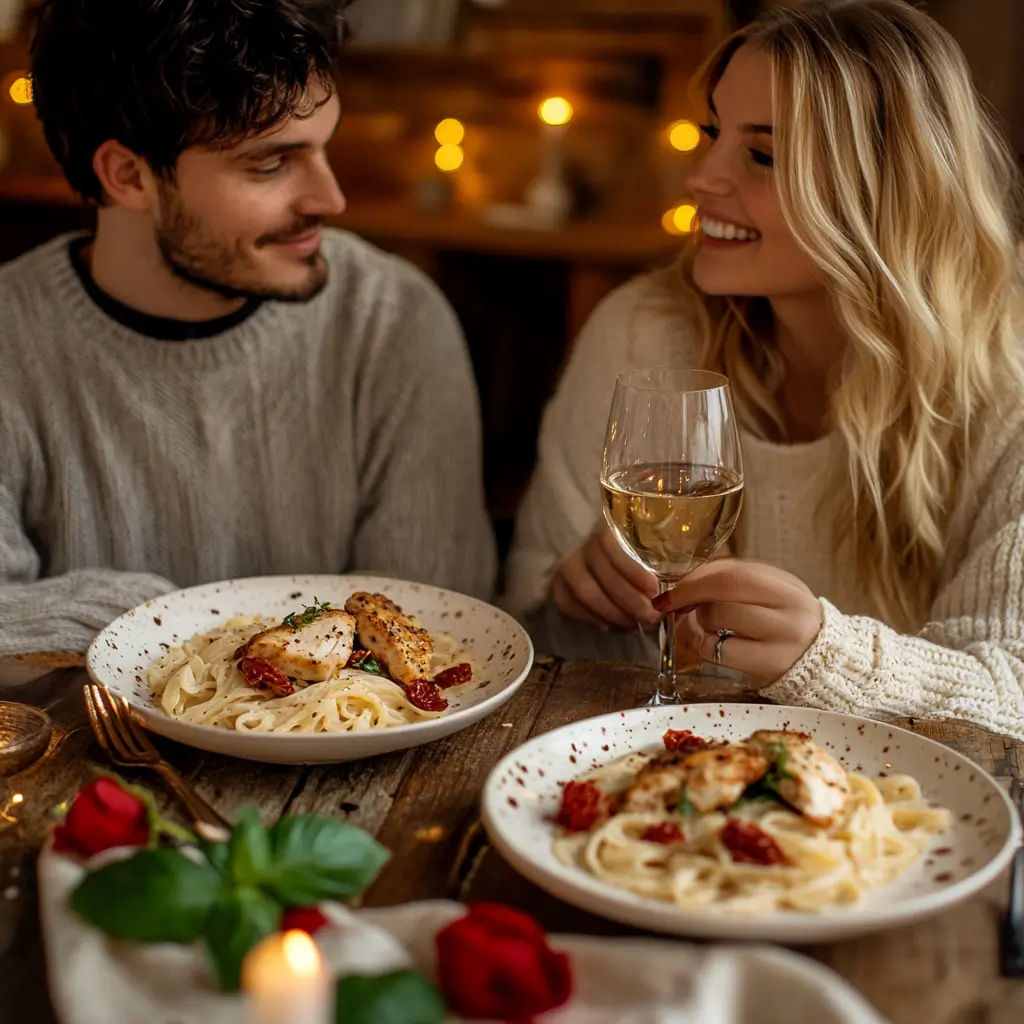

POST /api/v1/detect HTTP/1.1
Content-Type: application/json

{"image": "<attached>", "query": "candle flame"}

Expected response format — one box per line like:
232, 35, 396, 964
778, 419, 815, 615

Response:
282, 930, 322, 978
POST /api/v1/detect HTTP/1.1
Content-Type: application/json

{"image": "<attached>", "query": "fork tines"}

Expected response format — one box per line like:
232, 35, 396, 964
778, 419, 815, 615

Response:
84, 683, 156, 764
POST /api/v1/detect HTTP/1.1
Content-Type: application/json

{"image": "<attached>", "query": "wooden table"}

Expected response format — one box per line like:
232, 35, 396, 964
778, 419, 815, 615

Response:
2, 658, 1022, 1023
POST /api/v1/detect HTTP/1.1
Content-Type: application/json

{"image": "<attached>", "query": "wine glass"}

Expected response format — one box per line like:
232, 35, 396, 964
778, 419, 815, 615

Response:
601, 368, 744, 707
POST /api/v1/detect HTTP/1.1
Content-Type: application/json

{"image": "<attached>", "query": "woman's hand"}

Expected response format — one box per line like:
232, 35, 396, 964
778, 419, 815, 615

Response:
654, 559, 823, 684
550, 527, 661, 630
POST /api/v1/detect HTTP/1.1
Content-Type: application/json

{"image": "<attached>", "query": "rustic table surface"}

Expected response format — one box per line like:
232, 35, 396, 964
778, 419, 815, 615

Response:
1, 658, 1022, 1024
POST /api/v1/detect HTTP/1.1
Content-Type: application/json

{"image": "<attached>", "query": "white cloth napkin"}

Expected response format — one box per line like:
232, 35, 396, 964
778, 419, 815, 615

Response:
38, 845, 890, 1024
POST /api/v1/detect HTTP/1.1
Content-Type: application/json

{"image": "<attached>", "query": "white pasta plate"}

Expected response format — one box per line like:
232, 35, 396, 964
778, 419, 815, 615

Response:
480, 703, 1021, 944
86, 574, 533, 765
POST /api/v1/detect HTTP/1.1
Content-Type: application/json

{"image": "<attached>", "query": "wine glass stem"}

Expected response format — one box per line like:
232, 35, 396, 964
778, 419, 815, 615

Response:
656, 579, 679, 703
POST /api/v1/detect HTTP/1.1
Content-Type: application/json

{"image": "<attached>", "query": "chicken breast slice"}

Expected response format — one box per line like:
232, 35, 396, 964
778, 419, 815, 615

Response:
243, 609, 356, 683
344, 592, 433, 685
621, 744, 769, 815
746, 730, 851, 826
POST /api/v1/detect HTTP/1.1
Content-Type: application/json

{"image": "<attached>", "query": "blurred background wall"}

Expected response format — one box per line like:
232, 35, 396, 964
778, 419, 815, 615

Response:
1, 0, 1021, 556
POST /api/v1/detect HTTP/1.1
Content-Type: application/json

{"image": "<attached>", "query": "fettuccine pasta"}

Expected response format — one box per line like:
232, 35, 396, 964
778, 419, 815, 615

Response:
148, 614, 472, 734
553, 731, 952, 915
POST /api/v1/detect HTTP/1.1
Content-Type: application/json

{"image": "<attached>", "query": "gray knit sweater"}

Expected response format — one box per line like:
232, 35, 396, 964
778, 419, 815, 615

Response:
0, 230, 496, 667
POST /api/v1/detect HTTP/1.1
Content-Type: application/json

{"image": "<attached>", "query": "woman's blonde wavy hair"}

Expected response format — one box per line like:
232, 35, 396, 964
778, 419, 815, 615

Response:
680, 0, 1024, 631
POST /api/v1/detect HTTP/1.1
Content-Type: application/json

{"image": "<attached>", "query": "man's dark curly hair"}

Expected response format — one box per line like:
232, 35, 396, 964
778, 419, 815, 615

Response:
30, 0, 354, 203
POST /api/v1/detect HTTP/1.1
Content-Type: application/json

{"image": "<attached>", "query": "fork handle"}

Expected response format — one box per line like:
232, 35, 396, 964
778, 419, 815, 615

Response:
152, 763, 231, 831
1001, 848, 1024, 977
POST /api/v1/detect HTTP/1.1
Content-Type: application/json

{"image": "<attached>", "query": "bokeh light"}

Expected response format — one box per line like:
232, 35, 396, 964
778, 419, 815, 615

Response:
668, 119, 700, 152
539, 97, 573, 127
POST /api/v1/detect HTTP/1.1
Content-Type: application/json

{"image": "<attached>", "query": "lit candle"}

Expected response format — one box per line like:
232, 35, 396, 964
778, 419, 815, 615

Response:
526, 97, 575, 226
243, 930, 331, 1024
538, 96, 573, 171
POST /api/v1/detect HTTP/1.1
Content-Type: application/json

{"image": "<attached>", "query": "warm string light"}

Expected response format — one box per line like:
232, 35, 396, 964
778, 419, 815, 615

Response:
433, 118, 465, 172
434, 118, 464, 146
8, 75, 32, 105
538, 96, 573, 127
662, 203, 698, 236
0, 791, 23, 825
435, 144, 464, 172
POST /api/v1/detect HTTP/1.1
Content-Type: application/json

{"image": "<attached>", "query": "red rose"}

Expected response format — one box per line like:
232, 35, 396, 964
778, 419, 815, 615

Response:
435, 903, 573, 1023
280, 906, 329, 935
52, 778, 150, 858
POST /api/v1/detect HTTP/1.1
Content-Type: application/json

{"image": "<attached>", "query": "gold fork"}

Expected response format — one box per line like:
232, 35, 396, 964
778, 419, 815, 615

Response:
83, 683, 231, 837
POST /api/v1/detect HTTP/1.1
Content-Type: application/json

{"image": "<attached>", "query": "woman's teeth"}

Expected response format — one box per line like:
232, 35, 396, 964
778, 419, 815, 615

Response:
701, 217, 761, 242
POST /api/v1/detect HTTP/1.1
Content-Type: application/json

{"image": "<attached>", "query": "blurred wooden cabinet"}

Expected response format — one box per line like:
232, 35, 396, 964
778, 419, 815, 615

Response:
930, 0, 1024, 156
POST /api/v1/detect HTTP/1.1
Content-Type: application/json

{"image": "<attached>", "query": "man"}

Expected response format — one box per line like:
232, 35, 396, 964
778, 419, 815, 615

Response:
0, 0, 496, 677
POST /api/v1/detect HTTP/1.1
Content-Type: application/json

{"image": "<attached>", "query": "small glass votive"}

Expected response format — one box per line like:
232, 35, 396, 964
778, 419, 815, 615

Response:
0, 702, 52, 775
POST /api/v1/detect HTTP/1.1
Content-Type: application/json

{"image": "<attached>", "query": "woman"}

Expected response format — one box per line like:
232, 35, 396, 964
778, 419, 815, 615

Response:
503, 0, 1024, 738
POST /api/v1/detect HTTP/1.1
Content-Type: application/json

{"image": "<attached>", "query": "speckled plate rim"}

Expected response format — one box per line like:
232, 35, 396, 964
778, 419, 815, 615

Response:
481, 704, 1021, 944
86, 574, 534, 761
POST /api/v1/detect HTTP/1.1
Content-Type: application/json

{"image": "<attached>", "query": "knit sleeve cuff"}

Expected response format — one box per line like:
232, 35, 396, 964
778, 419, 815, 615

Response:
761, 598, 881, 715
0, 569, 178, 661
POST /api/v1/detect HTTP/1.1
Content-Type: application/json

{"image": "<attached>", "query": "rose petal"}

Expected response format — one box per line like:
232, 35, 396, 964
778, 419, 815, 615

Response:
540, 948, 573, 1008
465, 902, 548, 943
487, 938, 564, 1011
51, 824, 86, 858
56, 779, 151, 858
91, 778, 147, 820
436, 918, 570, 1021
280, 906, 329, 935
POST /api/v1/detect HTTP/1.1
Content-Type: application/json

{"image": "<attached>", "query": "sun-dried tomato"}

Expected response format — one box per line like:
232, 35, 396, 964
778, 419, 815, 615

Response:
554, 780, 613, 833
434, 663, 472, 688
240, 657, 295, 697
405, 678, 448, 712
721, 819, 787, 866
662, 729, 711, 754
641, 822, 685, 845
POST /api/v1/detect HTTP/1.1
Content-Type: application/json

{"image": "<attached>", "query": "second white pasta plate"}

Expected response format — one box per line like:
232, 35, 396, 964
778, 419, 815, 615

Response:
87, 574, 533, 764
481, 703, 1020, 944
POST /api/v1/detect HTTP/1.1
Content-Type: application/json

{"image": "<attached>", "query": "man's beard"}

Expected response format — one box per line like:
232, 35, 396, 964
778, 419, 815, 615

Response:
154, 185, 328, 304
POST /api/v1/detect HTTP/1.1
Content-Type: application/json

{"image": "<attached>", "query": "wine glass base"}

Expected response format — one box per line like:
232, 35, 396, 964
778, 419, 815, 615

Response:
642, 689, 685, 708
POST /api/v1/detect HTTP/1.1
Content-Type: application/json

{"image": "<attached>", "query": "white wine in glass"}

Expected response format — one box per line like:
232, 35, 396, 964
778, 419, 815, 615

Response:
601, 369, 743, 706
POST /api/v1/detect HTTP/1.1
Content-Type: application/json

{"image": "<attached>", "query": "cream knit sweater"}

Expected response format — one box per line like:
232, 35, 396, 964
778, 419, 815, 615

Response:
504, 273, 1024, 740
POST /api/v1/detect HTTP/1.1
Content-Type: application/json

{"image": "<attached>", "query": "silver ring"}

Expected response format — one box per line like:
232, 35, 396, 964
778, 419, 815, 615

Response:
713, 628, 735, 665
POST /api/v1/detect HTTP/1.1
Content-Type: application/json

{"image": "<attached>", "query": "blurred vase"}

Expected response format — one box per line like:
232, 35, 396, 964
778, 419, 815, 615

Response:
525, 123, 573, 228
